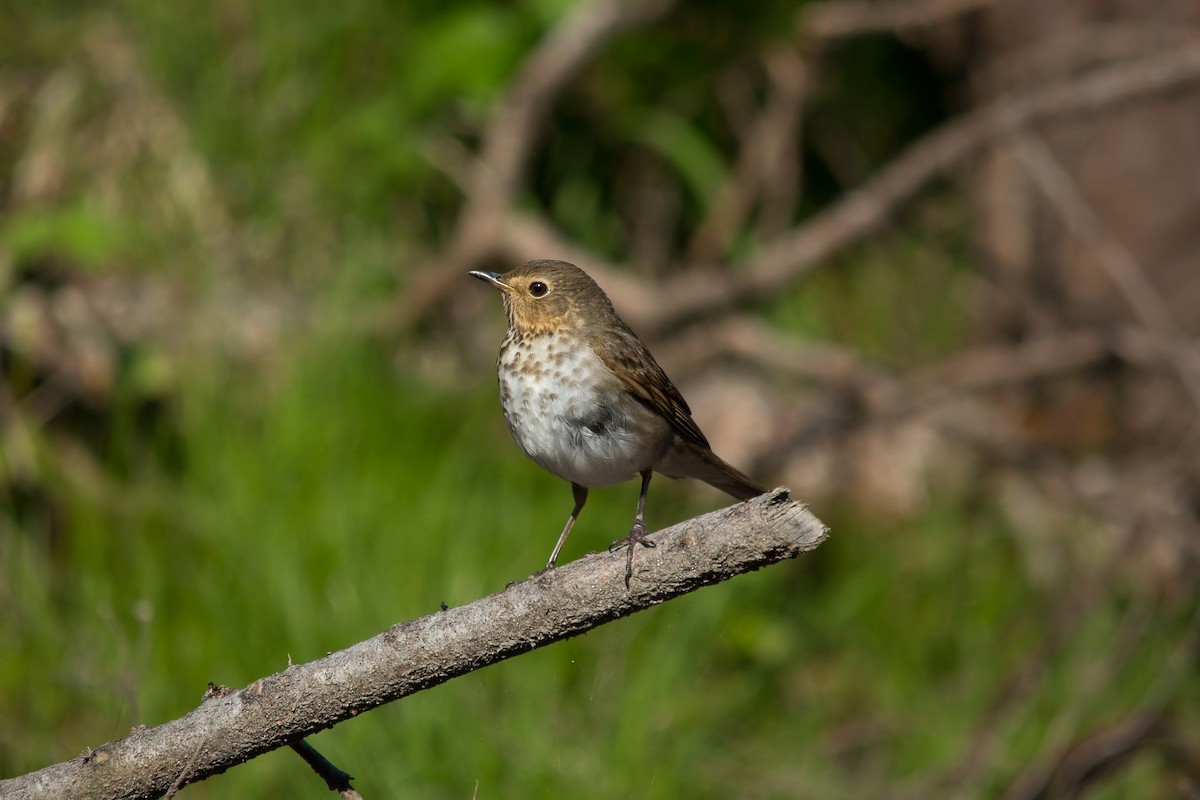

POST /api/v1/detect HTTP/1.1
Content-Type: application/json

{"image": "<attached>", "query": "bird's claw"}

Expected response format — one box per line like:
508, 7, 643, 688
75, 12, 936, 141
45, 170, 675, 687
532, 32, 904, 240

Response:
608, 522, 655, 551
611, 520, 653, 587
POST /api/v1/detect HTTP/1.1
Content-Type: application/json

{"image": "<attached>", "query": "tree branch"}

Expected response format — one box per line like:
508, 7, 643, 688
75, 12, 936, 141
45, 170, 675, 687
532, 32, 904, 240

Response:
1009, 131, 1200, 413
406, 0, 674, 319
450, 0, 676, 263
442, 42, 1200, 337
626, 42, 1200, 335
288, 739, 361, 799
1, 489, 826, 800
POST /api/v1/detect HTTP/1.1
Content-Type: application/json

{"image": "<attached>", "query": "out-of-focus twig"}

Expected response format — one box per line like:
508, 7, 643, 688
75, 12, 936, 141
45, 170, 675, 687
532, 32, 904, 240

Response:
670, 313, 1197, 480
799, 0, 998, 41
497, 212, 637, 299
1010, 131, 1200, 414
663, 316, 1121, 402
407, 0, 674, 321
625, 43, 1200, 335
414, 33, 1200, 338
661, 315, 886, 388
421, 0, 675, 278
687, 48, 809, 263
1001, 713, 1166, 800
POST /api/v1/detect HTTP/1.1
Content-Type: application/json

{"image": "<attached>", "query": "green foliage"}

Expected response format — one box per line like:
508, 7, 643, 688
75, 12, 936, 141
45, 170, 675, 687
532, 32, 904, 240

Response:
115, 0, 537, 247
2, 2, 1196, 797
3, 201, 129, 271
4, 330, 1197, 796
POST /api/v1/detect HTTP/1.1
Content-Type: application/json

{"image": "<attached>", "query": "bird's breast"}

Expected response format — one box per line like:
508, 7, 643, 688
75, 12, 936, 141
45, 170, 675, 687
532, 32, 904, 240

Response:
496, 331, 671, 487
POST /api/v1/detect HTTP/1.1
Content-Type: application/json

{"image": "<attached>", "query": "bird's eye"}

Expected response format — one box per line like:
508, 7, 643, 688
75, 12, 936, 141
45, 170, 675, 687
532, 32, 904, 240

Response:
529, 281, 549, 298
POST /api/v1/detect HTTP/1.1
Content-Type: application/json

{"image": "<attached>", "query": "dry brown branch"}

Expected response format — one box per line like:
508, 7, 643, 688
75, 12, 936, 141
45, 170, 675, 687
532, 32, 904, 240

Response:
498, 212, 630, 286
1009, 131, 1200, 413
407, 0, 674, 319
755, 50, 810, 240
1001, 713, 1166, 800
687, 48, 809, 262
0, 490, 826, 800
664, 315, 1116, 398
904, 331, 1113, 396
494, 212, 650, 314
687, 317, 1198, 486
655, 321, 1125, 488
412, 28, 1200, 341
450, 0, 676, 263
625, 42, 1200, 335
410, 24, 1200, 379
661, 315, 887, 387
435, 43, 1200, 337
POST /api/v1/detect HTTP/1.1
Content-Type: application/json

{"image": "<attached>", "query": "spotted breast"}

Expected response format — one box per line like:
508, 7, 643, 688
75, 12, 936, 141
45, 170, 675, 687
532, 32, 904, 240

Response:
497, 328, 673, 489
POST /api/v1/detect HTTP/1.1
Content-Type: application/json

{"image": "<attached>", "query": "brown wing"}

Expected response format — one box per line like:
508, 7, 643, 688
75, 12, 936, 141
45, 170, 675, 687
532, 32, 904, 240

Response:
592, 319, 711, 450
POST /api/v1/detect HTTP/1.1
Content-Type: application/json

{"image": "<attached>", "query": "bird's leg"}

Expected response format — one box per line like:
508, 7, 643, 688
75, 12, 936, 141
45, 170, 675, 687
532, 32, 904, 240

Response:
544, 483, 588, 570
608, 470, 655, 587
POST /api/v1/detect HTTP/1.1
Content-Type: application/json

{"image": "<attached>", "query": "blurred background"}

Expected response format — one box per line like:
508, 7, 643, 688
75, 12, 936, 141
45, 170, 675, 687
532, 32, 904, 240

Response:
3, 0, 1200, 796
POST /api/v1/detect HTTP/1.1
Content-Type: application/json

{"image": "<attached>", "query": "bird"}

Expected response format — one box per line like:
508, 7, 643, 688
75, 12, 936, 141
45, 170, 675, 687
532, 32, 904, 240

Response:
469, 259, 766, 584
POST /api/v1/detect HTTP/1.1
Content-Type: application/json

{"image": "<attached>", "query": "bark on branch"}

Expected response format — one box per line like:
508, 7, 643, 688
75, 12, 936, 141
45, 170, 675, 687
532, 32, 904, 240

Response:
1, 489, 826, 800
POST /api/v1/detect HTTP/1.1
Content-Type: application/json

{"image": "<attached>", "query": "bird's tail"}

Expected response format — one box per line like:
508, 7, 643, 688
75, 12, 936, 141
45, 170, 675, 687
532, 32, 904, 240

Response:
658, 439, 767, 501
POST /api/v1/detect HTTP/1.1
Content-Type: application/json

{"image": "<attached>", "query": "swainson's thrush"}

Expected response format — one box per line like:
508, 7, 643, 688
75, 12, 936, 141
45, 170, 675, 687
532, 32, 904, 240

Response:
470, 260, 766, 583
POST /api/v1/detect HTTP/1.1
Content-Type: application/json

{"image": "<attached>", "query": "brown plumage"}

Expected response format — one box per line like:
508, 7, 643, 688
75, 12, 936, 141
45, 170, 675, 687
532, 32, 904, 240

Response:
470, 260, 766, 583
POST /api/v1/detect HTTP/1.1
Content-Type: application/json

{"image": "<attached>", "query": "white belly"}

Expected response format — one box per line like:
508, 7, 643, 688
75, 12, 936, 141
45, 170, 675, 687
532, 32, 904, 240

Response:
498, 334, 662, 487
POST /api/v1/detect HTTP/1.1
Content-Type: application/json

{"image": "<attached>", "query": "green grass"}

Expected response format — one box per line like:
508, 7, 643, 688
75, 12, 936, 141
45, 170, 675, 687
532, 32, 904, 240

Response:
4, 331, 1196, 797
3, 3, 1197, 796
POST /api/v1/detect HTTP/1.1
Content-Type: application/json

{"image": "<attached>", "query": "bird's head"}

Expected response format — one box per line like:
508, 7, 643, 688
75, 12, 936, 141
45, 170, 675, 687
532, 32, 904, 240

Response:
469, 260, 612, 334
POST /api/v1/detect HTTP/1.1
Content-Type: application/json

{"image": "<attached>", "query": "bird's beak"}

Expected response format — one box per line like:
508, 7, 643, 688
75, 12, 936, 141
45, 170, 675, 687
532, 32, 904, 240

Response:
468, 270, 515, 294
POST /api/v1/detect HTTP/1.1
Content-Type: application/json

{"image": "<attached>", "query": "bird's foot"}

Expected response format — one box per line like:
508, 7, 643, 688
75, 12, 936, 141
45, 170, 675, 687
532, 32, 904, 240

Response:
610, 519, 655, 588
607, 520, 656, 552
